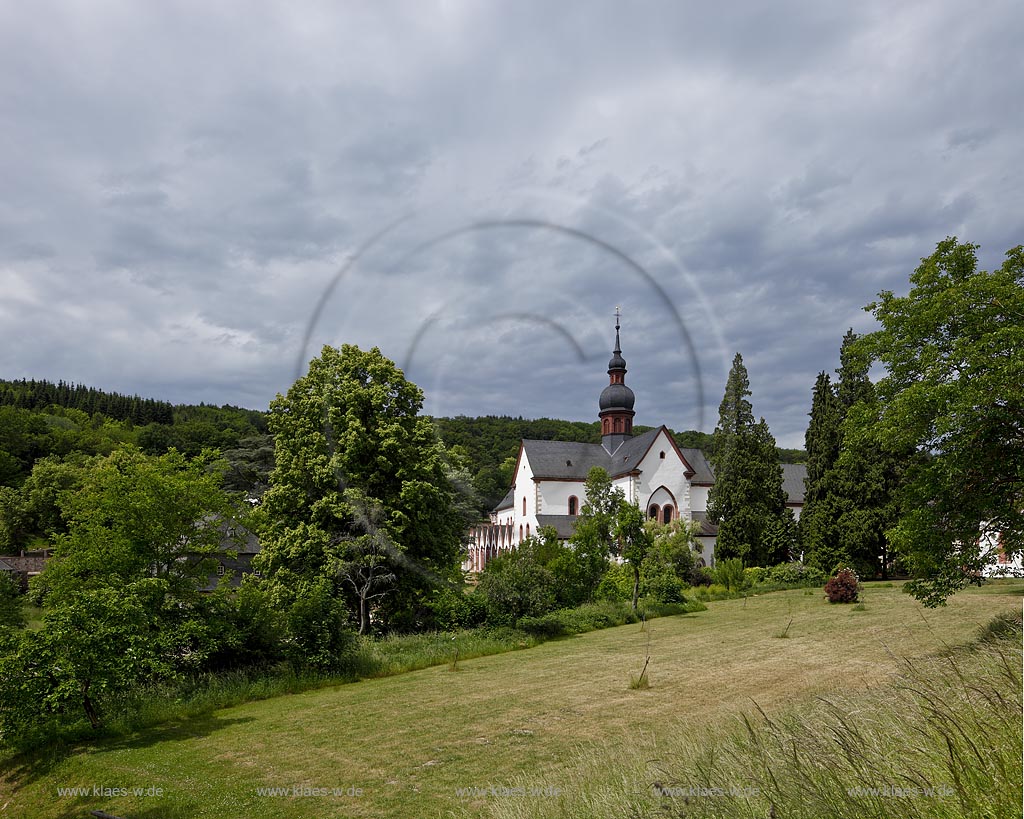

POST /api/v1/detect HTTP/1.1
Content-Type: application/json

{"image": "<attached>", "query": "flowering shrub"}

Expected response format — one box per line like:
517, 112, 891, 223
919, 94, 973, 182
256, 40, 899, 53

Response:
825, 567, 860, 603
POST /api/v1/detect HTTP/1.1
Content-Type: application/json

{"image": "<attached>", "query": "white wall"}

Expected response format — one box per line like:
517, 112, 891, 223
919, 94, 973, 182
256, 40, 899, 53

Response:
537, 479, 587, 515
634, 430, 690, 519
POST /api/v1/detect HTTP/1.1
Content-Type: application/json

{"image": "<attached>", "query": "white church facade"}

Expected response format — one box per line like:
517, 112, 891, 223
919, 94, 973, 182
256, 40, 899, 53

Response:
465, 314, 785, 572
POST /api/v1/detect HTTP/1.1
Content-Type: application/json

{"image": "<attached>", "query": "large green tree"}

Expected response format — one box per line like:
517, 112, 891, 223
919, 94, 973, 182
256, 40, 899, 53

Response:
707, 354, 788, 565
848, 238, 1024, 605
256, 344, 467, 632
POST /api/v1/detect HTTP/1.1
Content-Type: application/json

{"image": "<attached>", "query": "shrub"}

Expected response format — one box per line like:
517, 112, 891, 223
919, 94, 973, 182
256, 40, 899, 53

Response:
744, 566, 768, 585
825, 567, 860, 603
424, 586, 488, 631
476, 550, 558, 626
595, 563, 633, 602
714, 558, 748, 591
516, 601, 639, 637
767, 562, 827, 586
688, 565, 714, 586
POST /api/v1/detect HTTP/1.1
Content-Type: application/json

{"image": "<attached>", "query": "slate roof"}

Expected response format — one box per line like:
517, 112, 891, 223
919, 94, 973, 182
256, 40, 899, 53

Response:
781, 463, 808, 505
679, 448, 715, 484
520, 427, 666, 481
691, 510, 719, 537
535, 515, 579, 539
494, 486, 514, 511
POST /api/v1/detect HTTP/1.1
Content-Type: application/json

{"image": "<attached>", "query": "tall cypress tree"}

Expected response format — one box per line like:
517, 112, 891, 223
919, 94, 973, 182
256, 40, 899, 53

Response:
708, 354, 788, 565
800, 331, 906, 577
799, 372, 845, 569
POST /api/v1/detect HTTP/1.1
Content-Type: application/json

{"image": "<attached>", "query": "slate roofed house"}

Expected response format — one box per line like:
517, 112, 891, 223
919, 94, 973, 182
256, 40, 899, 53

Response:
197, 520, 262, 591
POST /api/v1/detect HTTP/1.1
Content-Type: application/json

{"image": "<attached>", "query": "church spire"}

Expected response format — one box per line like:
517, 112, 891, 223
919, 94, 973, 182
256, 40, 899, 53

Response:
599, 307, 636, 453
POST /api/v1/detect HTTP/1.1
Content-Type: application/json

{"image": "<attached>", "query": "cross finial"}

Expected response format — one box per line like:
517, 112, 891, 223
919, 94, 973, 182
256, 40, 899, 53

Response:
615, 306, 621, 329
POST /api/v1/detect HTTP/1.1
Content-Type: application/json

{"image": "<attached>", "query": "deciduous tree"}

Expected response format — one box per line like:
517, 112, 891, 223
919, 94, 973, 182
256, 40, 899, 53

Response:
849, 238, 1024, 604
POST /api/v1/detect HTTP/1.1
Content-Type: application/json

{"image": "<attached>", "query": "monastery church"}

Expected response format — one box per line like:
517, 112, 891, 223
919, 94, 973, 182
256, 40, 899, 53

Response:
467, 313, 795, 573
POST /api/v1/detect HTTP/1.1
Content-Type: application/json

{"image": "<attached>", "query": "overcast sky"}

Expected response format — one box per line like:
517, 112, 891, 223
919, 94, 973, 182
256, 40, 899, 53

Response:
2, 1, 1021, 447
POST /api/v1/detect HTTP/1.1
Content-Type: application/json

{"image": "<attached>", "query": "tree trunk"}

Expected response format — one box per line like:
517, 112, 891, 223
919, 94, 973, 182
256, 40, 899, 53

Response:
81, 680, 100, 729
358, 594, 369, 635
631, 566, 640, 611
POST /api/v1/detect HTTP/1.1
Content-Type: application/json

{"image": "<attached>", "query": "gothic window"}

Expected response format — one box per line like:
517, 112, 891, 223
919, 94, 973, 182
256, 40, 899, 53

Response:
648, 504, 660, 520
568, 495, 578, 516
659, 451, 665, 459
519, 524, 523, 541
662, 505, 674, 524
522, 496, 526, 515
526, 523, 530, 538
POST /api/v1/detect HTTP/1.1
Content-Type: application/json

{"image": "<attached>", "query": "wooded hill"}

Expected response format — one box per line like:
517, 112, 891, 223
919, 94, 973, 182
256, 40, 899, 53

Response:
0, 378, 805, 512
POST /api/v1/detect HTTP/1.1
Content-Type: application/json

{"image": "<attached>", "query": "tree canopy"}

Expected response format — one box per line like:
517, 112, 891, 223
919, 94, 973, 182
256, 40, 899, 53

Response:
849, 238, 1024, 605
256, 344, 468, 632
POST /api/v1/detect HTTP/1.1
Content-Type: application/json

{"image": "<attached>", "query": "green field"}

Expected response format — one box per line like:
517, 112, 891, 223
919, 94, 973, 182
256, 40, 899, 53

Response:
2, 581, 1021, 818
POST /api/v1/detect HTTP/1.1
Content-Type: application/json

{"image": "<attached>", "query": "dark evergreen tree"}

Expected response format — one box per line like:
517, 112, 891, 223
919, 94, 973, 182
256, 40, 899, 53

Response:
800, 331, 906, 578
799, 371, 846, 570
707, 353, 788, 565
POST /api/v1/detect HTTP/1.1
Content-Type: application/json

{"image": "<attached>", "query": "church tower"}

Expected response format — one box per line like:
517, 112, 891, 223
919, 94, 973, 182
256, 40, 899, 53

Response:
599, 308, 636, 453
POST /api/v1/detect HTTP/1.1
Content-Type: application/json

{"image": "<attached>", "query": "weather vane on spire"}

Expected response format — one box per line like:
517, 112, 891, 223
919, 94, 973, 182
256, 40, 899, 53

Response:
615, 305, 621, 329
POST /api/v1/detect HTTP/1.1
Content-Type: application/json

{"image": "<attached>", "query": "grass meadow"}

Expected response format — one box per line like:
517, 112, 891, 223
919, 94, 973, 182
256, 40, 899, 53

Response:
1, 580, 1020, 818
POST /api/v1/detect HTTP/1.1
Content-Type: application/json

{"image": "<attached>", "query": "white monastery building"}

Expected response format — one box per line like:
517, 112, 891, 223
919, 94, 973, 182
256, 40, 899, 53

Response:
466, 315, 808, 572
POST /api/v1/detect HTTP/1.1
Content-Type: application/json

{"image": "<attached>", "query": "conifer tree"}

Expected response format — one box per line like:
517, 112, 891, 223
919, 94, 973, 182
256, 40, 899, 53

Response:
800, 331, 906, 577
799, 371, 845, 570
708, 354, 788, 565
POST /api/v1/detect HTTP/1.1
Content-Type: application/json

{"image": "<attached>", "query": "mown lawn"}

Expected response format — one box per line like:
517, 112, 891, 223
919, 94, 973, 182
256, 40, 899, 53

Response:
2, 581, 1020, 819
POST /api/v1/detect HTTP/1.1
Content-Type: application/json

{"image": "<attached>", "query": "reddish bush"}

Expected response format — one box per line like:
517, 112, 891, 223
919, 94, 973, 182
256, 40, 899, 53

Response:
824, 567, 860, 603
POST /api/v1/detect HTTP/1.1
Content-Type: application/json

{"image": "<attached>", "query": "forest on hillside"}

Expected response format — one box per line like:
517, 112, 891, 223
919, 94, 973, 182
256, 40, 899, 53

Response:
0, 378, 806, 534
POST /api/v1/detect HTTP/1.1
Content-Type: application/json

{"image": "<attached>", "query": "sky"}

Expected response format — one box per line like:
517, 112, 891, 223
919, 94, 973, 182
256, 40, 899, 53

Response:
1, 1, 1021, 447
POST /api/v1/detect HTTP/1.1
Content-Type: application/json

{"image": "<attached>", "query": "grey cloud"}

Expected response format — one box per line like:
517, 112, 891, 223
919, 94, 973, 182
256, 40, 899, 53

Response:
0, 0, 1021, 448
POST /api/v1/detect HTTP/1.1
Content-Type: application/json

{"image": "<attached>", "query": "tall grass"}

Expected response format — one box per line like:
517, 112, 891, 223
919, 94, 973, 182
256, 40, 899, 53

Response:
483, 612, 1023, 819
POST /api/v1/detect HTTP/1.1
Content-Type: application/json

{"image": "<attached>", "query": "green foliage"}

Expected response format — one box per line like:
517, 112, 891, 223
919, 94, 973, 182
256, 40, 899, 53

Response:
422, 585, 488, 631
595, 563, 633, 602
38, 447, 234, 604
766, 561, 827, 586
563, 467, 620, 598
616, 501, 652, 610
257, 344, 466, 631
476, 546, 558, 626
800, 331, 907, 580
714, 557, 748, 591
281, 577, 357, 671
0, 573, 24, 629
516, 601, 641, 637
850, 238, 1024, 605
744, 566, 768, 585
708, 354, 789, 565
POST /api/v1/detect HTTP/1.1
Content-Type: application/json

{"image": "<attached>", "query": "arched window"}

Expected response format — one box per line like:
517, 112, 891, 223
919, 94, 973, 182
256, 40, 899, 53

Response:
662, 505, 674, 524
648, 504, 660, 520
614, 417, 622, 432
519, 524, 523, 541
568, 495, 578, 516
526, 523, 530, 538
659, 451, 666, 459
522, 497, 526, 515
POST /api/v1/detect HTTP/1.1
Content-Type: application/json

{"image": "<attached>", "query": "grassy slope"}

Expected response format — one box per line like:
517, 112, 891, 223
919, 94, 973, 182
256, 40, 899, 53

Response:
2, 582, 1021, 819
